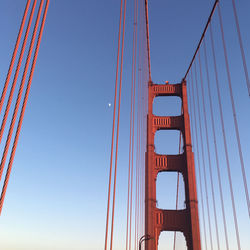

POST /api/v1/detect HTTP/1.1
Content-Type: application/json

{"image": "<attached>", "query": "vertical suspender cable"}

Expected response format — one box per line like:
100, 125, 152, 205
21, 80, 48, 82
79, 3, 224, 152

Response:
135, 29, 141, 248
0, 0, 44, 183
104, 0, 124, 249
218, 5, 249, 218
0, 0, 37, 147
231, 0, 250, 96
190, 68, 208, 250
203, 38, 229, 250
129, 61, 136, 250
125, 0, 137, 248
139, 0, 146, 235
135, 102, 139, 250
139, 79, 143, 247
134, 0, 139, 248
0, 0, 50, 215
135, 20, 140, 250
194, 61, 214, 250
0, 0, 31, 115
129, 0, 138, 247
198, 52, 220, 250
210, 22, 241, 250
109, 0, 127, 248
138, 0, 143, 239
173, 122, 182, 250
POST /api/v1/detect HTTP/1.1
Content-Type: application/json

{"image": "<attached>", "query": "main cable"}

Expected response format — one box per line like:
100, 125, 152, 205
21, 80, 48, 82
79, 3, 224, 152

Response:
144, 0, 151, 81
183, 0, 219, 80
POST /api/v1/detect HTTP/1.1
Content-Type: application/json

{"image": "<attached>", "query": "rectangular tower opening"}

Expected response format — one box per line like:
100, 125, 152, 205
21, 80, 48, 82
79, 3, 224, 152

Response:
154, 130, 183, 155
153, 96, 182, 116
158, 231, 187, 250
156, 172, 186, 210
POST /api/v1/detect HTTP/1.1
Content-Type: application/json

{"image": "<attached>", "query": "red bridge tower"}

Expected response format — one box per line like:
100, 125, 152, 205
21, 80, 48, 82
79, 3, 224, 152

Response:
145, 80, 201, 249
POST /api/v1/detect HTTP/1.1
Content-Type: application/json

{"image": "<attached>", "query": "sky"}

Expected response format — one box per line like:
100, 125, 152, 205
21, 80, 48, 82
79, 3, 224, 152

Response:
0, 0, 249, 250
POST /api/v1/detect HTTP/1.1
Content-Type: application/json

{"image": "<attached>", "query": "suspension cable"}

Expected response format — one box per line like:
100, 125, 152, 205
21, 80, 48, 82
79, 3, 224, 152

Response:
138, 0, 144, 240
129, 32, 137, 250
125, 0, 137, 248
0, 0, 50, 215
0, 0, 37, 146
218, 4, 249, 218
231, 0, 250, 96
130, 27, 138, 250
0, 0, 44, 183
104, 0, 124, 248
198, 51, 220, 250
194, 61, 214, 250
135, 90, 140, 250
210, 21, 241, 250
173, 115, 182, 250
144, 0, 151, 81
203, 38, 229, 250
187, 73, 205, 249
0, 0, 31, 116
126, 0, 139, 248
109, 0, 128, 248
134, 1, 139, 248
190, 68, 208, 250
183, 0, 219, 80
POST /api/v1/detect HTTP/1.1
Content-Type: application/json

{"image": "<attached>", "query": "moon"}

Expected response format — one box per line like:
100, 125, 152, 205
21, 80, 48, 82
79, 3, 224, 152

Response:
108, 103, 111, 107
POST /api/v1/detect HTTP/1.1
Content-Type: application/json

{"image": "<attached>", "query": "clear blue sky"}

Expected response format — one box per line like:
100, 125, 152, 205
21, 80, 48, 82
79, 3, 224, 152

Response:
0, 0, 249, 249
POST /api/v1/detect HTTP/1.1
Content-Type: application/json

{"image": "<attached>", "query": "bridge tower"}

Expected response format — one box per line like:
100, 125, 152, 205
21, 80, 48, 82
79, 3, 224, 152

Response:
145, 80, 201, 250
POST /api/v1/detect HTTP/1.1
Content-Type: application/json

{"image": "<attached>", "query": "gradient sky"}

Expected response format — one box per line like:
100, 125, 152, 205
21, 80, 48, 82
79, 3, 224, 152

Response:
0, 0, 249, 250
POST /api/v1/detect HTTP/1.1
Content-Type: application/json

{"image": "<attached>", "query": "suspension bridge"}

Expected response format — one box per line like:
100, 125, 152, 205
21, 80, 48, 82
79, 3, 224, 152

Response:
0, 0, 249, 249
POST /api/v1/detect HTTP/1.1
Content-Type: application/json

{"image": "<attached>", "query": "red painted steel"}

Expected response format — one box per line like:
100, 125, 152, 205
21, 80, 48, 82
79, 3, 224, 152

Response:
145, 81, 201, 250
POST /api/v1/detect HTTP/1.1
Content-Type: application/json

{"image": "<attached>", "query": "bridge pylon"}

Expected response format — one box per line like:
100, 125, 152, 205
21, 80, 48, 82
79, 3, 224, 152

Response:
145, 80, 201, 250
